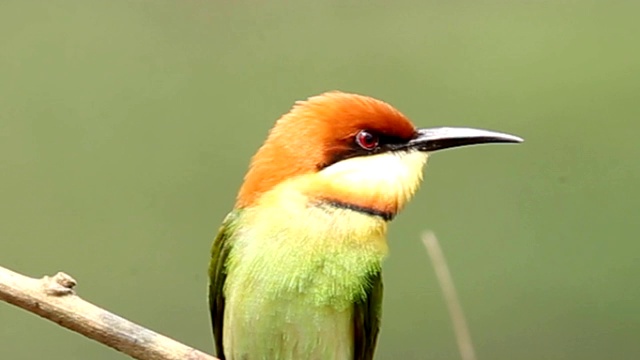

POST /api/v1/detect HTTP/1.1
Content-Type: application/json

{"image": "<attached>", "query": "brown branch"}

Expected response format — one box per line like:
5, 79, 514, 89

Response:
1, 233, 474, 360
422, 231, 477, 360
0, 265, 217, 360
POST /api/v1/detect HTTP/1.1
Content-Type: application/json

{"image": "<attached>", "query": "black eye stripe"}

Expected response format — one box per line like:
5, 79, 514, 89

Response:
318, 131, 414, 170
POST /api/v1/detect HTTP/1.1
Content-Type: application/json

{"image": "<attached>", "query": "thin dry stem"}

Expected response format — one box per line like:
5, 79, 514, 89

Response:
422, 231, 477, 360
0, 265, 217, 360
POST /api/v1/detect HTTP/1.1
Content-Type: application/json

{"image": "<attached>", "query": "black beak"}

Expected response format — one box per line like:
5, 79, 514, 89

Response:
404, 127, 523, 152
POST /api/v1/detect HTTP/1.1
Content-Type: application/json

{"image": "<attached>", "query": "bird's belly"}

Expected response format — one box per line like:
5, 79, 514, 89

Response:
223, 292, 353, 360
222, 246, 378, 360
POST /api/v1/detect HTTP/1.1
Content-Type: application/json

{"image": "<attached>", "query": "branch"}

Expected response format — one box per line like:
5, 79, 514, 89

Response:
2, 232, 471, 360
0, 265, 217, 360
422, 231, 477, 360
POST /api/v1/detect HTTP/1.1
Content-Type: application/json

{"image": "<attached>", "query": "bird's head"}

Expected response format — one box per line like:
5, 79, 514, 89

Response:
236, 91, 522, 220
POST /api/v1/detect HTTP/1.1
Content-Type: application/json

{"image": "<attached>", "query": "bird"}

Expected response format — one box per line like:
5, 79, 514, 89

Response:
208, 91, 522, 360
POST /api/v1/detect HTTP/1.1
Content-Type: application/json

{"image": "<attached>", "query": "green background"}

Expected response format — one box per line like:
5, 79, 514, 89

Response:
1, 1, 638, 359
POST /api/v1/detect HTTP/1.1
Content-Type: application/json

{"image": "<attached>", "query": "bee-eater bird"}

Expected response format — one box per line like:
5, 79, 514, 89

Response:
209, 91, 522, 360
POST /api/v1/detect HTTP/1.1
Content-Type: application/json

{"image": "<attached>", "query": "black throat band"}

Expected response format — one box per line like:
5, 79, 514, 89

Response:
319, 199, 395, 221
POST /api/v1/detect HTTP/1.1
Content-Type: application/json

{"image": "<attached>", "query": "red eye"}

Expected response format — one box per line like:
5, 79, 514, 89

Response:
355, 130, 379, 150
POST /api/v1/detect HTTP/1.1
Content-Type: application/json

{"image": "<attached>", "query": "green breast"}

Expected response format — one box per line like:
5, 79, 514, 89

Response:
221, 204, 387, 359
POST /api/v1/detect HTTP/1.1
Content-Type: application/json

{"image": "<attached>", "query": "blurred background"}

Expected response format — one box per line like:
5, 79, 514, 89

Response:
1, 1, 639, 359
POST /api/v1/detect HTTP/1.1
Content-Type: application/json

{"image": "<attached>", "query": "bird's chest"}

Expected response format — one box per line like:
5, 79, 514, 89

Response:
223, 245, 374, 360
222, 204, 387, 359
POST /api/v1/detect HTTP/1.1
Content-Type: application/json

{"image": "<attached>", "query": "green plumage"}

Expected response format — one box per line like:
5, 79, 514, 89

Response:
208, 208, 384, 360
208, 212, 237, 358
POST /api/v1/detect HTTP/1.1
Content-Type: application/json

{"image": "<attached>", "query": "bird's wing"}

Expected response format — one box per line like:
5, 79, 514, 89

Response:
352, 270, 383, 360
208, 211, 239, 360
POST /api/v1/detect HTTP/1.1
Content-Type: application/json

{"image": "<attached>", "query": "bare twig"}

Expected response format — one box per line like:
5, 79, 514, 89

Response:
0, 265, 217, 360
2, 235, 475, 360
422, 231, 477, 360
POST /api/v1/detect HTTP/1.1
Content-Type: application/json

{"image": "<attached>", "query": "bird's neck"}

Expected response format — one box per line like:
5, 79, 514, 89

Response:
239, 183, 390, 251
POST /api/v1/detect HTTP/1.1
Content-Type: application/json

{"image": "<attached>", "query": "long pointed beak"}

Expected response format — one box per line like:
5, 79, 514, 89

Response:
406, 127, 523, 152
